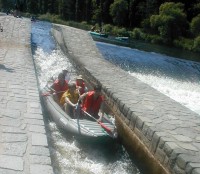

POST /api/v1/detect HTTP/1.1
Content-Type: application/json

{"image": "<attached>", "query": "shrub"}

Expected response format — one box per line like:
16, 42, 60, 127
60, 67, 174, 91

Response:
38, 13, 62, 23
190, 15, 200, 37
67, 21, 90, 30
130, 28, 145, 40
141, 18, 153, 34
193, 36, 200, 52
173, 37, 194, 50
146, 34, 163, 44
115, 27, 129, 37
103, 24, 113, 34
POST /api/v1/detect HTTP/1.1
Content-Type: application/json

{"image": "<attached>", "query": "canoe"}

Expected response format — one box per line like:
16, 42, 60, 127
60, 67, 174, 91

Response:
89, 31, 108, 38
41, 87, 117, 141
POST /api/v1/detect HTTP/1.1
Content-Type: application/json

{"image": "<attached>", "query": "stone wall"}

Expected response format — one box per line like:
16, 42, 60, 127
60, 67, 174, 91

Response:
51, 24, 200, 174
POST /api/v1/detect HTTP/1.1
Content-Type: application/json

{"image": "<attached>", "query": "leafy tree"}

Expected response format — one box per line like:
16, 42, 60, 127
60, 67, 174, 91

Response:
102, 0, 113, 24
191, 2, 200, 19
150, 2, 188, 43
110, 0, 128, 26
190, 14, 200, 37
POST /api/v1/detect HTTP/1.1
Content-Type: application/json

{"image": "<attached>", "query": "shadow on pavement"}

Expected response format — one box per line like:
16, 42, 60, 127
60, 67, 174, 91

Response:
0, 64, 15, 72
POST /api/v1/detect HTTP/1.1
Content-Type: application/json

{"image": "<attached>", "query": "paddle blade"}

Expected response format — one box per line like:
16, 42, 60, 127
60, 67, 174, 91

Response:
98, 121, 112, 133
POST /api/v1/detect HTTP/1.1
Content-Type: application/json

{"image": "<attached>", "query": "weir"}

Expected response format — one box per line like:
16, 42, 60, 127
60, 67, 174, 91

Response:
51, 24, 200, 174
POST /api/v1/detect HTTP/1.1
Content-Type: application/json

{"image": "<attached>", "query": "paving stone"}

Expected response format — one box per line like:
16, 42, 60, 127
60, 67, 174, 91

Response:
30, 146, 50, 157
32, 133, 48, 146
30, 155, 51, 165
193, 143, 200, 150
28, 102, 41, 108
0, 168, 23, 174
27, 108, 43, 115
29, 125, 46, 133
0, 117, 21, 127
2, 142, 27, 156
0, 155, 23, 171
1, 133, 28, 143
186, 163, 200, 173
2, 127, 26, 134
26, 119, 44, 125
177, 142, 199, 152
7, 101, 27, 110
172, 135, 193, 142
24, 113, 43, 120
177, 154, 200, 171
30, 164, 53, 174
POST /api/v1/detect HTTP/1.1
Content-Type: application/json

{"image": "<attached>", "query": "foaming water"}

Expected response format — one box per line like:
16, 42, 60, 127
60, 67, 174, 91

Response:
96, 42, 200, 116
33, 47, 74, 89
131, 72, 200, 114
32, 21, 140, 174
48, 122, 137, 174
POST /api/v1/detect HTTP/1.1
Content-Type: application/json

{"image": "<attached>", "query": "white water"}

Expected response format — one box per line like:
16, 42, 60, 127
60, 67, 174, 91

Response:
32, 21, 140, 174
131, 73, 200, 114
96, 42, 200, 116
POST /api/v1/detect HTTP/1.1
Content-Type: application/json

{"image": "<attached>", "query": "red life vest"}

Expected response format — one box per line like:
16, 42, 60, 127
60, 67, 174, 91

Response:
82, 91, 103, 116
53, 80, 68, 99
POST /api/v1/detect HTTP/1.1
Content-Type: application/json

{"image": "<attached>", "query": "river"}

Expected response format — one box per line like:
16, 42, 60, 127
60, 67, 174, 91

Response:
31, 21, 140, 174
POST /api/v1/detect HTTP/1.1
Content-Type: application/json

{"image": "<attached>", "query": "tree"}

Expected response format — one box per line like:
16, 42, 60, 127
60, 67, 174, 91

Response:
150, 2, 188, 43
27, 0, 39, 14
190, 14, 200, 37
110, 0, 128, 26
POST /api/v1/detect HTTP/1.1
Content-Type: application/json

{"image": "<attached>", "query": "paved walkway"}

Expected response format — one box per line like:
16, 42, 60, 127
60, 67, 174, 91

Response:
0, 14, 53, 174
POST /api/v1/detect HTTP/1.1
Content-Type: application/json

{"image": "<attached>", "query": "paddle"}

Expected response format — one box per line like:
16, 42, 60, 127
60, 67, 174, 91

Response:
82, 110, 112, 133
74, 102, 81, 133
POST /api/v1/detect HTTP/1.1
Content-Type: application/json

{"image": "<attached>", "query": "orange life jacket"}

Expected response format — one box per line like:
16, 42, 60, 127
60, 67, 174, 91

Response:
82, 91, 103, 116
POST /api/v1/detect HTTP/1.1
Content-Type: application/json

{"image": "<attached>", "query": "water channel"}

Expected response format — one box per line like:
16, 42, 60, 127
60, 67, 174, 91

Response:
31, 21, 140, 174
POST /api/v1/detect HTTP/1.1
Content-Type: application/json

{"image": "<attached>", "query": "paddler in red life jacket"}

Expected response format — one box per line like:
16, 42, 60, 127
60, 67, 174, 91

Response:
80, 84, 104, 121
75, 75, 88, 95
51, 73, 68, 104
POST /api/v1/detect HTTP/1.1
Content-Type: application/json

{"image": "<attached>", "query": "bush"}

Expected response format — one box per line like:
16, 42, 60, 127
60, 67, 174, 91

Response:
67, 21, 91, 30
37, 13, 91, 30
116, 27, 130, 37
190, 15, 200, 37
173, 37, 194, 50
146, 34, 163, 44
193, 36, 200, 52
130, 28, 145, 40
38, 13, 63, 24
141, 18, 153, 34
103, 24, 113, 34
